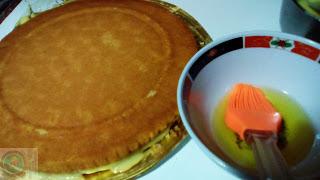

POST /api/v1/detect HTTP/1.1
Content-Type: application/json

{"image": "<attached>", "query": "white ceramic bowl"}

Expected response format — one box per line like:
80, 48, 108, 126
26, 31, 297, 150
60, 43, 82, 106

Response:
177, 31, 320, 178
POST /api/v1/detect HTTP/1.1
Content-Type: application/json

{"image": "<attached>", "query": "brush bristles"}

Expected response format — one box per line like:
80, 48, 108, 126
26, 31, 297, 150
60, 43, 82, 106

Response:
229, 84, 275, 113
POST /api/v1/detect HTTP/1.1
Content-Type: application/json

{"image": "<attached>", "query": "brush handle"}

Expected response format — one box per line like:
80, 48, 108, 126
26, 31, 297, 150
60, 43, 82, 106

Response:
246, 131, 290, 179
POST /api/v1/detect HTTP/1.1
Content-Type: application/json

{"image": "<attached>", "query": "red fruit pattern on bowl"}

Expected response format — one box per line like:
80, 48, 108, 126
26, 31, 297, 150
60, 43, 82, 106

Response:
245, 36, 320, 61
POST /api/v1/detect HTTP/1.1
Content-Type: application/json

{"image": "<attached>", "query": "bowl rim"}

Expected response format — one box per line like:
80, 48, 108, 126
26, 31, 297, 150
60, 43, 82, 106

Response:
177, 30, 320, 178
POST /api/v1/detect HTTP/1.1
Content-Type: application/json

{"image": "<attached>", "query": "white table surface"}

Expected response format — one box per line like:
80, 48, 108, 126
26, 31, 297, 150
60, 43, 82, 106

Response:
141, 0, 282, 179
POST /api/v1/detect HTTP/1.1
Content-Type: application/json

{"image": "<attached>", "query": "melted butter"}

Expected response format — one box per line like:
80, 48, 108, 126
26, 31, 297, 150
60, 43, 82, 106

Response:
212, 88, 315, 169
297, 0, 320, 18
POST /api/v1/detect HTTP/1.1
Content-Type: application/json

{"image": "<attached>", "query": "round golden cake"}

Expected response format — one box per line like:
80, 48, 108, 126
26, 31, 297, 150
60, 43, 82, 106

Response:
0, 0, 197, 173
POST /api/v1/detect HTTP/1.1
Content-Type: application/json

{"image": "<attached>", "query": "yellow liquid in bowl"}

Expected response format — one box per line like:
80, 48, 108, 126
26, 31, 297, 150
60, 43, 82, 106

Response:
297, 0, 320, 18
212, 88, 315, 169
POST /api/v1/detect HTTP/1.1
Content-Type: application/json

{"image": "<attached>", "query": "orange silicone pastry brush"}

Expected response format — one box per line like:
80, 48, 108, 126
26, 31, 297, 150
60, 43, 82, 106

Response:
225, 83, 290, 179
